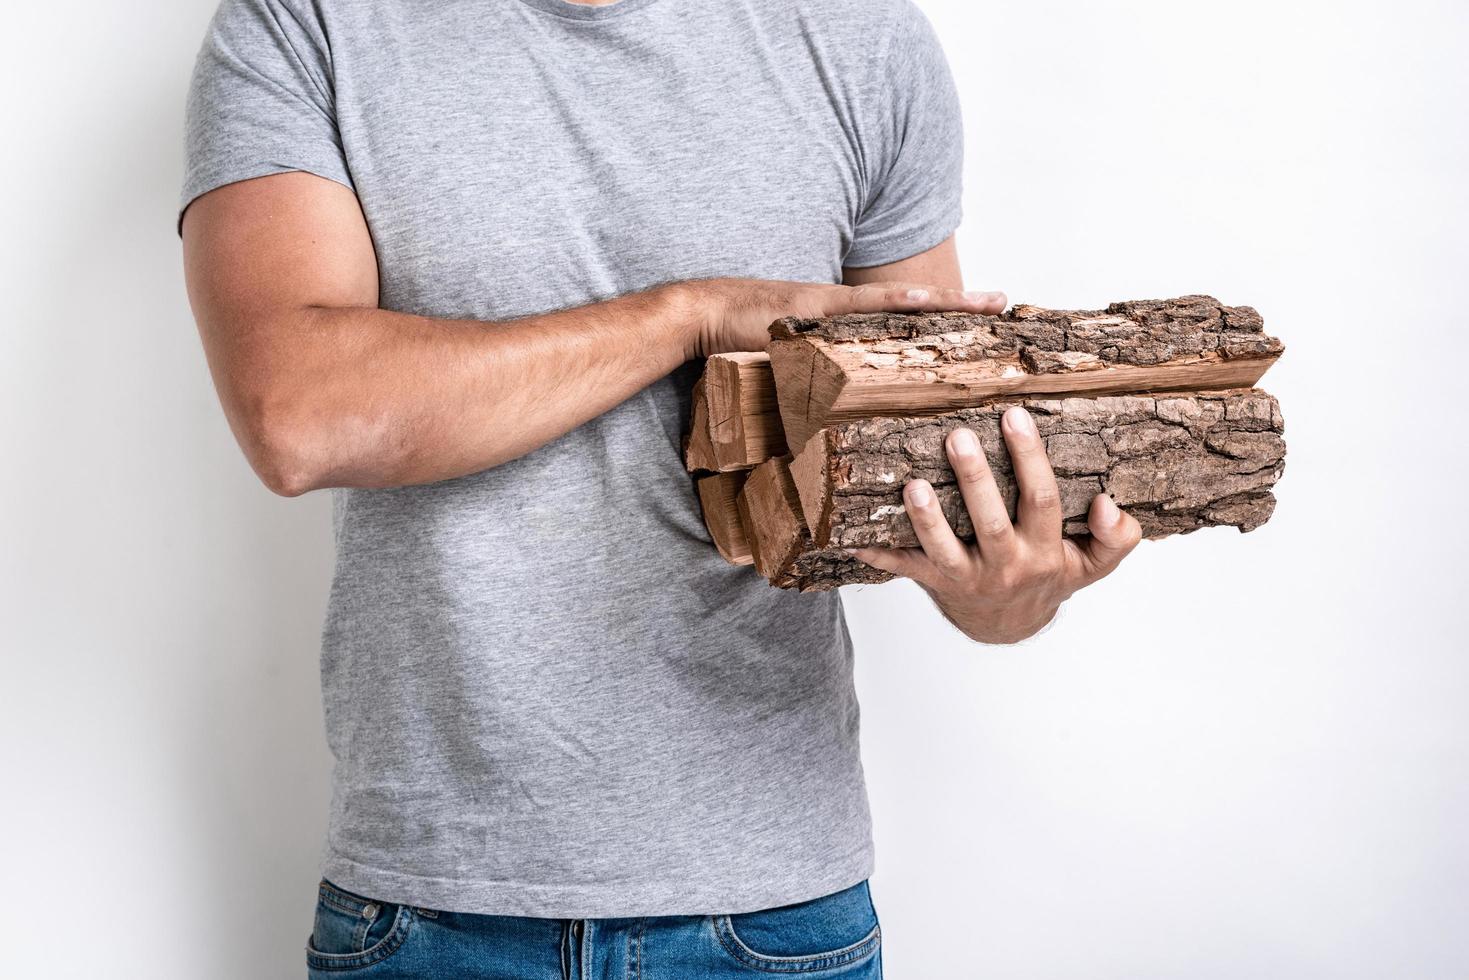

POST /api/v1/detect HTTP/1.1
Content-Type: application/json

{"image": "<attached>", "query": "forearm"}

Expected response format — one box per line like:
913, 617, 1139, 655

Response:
215, 285, 694, 494
183, 176, 1000, 497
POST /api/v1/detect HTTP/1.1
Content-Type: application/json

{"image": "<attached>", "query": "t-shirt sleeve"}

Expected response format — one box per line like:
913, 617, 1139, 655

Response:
179, 0, 353, 227
844, 1, 964, 269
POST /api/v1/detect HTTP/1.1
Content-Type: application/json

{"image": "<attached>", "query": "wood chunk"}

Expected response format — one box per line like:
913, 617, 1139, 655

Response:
688, 297, 1287, 590
683, 377, 719, 472
789, 389, 1286, 558
736, 457, 892, 592
768, 296, 1284, 450
695, 471, 754, 566
702, 352, 787, 470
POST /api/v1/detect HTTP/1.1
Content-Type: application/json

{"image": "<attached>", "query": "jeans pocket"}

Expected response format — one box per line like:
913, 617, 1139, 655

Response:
306, 879, 415, 973
713, 881, 881, 973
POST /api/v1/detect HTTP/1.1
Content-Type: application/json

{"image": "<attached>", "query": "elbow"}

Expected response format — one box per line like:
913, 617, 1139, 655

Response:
255, 455, 317, 498
238, 398, 329, 498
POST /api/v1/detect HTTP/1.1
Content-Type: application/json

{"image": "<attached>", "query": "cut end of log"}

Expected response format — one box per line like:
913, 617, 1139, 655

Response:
767, 339, 849, 456
695, 471, 754, 566
687, 354, 788, 472
737, 456, 893, 592
683, 376, 718, 472
789, 429, 835, 549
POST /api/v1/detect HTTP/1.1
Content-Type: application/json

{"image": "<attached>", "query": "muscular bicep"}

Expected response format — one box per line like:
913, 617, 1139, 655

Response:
182, 172, 378, 342
181, 172, 379, 485
842, 235, 964, 290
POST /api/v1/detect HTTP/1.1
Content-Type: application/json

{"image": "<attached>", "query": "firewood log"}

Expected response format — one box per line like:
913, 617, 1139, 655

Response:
684, 353, 786, 472
767, 295, 1282, 450
695, 470, 755, 566
692, 296, 1287, 591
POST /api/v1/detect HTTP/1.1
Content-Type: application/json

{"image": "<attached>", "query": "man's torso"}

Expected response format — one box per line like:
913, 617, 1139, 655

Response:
188, 0, 948, 917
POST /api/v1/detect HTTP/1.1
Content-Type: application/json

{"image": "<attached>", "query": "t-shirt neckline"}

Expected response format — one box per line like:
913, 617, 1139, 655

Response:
516, 0, 662, 21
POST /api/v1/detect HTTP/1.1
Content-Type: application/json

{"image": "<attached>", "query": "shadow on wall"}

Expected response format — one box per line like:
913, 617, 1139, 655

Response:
171, 202, 338, 979
186, 481, 336, 979
35, 64, 342, 977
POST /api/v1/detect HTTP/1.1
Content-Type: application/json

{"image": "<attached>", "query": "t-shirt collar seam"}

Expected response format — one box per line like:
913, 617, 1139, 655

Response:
514, 0, 663, 22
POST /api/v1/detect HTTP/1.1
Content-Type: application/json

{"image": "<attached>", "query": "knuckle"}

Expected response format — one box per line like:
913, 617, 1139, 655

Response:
1010, 438, 1046, 462
934, 555, 970, 579
988, 566, 1020, 593
1025, 485, 1061, 511
977, 515, 1009, 538
955, 460, 990, 487
1035, 552, 1066, 579
1123, 519, 1144, 549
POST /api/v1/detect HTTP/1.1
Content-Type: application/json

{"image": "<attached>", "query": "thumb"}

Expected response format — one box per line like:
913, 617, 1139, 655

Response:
1070, 494, 1143, 584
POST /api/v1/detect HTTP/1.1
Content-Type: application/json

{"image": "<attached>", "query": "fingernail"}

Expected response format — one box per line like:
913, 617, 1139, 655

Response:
949, 427, 979, 456
907, 481, 933, 506
964, 290, 1002, 304
1098, 494, 1121, 525
1003, 407, 1036, 435
906, 288, 930, 302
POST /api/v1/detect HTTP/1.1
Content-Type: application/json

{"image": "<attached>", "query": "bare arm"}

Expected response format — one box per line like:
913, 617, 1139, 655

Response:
843, 234, 967, 290
182, 173, 1004, 495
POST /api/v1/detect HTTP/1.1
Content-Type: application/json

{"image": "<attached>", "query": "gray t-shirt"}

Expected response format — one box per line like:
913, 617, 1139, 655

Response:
183, 0, 962, 917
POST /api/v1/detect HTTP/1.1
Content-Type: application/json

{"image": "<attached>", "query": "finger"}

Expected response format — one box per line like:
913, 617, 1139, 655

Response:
901, 479, 973, 580
1002, 407, 1063, 545
946, 426, 1017, 563
1064, 493, 1144, 586
840, 282, 1007, 316
848, 546, 941, 587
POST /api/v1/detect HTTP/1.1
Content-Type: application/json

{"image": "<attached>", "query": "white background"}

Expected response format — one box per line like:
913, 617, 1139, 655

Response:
2, 0, 1464, 977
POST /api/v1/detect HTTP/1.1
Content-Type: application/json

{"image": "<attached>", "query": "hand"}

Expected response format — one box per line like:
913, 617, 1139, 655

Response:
852, 406, 1143, 645
677, 278, 1008, 358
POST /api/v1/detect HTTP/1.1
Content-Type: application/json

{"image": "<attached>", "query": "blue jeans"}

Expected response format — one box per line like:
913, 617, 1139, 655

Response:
306, 878, 882, 978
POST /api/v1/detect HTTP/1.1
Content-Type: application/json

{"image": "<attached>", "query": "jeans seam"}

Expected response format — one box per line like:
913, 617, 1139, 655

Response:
713, 915, 882, 973
306, 906, 414, 972
318, 883, 369, 918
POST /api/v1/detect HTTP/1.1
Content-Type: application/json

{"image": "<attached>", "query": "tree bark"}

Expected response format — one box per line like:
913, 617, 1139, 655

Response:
790, 389, 1285, 556
686, 297, 1287, 592
768, 295, 1284, 449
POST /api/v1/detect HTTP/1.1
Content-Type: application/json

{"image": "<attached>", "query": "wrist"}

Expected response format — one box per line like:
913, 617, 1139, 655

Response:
652, 280, 719, 362
940, 593, 1062, 646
